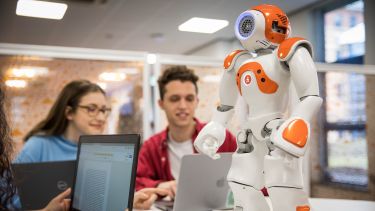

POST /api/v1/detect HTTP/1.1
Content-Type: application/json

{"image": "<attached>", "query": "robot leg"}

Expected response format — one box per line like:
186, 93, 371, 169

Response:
227, 131, 270, 211
267, 187, 310, 211
264, 149, 310, 211
229, 182, 269, 211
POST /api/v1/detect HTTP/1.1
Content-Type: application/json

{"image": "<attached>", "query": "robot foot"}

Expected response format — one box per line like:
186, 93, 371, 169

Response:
296, 205, 310, 211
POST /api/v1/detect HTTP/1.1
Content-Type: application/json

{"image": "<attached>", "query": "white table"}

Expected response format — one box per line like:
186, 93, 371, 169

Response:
137, 198, 375, 211
266, 198, 375, 211
310, 198, 375, 211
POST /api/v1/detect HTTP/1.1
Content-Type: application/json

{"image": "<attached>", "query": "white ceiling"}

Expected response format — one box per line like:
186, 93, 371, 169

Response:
0, 0, 321, 55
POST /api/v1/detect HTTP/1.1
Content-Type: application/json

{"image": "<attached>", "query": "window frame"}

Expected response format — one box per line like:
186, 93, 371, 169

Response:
319, 0, 368, 190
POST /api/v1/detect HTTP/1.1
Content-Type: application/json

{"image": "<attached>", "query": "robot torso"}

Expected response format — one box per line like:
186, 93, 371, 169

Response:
233, 49, 290, 120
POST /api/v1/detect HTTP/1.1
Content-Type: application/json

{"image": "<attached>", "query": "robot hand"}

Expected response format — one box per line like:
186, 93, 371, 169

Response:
194, 121, 226, 160
267, 117, 310, 157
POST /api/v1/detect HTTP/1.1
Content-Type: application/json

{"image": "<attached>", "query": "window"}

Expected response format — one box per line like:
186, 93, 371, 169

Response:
350, 15, 357, 27
324, 0, 365, 63
334, 15, 342, 27
323, 0, 367, 187
324, 72, 367, 186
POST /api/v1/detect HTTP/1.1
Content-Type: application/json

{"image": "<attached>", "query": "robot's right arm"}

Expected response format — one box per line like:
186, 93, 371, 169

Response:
194, 50, 246, 159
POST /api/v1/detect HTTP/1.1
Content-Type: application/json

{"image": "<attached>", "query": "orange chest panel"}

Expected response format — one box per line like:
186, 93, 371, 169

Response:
236, 62, 279, 95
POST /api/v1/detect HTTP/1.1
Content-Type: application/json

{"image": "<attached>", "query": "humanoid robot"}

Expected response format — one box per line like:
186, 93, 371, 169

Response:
194, 4, 322, 211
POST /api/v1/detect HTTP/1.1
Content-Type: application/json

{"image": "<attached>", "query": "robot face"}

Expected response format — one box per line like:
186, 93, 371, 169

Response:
236, 11, 256, 40
235, 10, 267, 51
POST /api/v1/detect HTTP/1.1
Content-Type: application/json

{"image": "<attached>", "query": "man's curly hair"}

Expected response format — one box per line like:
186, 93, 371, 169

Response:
157, 65, 199, 100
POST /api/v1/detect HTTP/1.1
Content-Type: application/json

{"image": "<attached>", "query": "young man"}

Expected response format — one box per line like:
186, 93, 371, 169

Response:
136, 66, 237, 197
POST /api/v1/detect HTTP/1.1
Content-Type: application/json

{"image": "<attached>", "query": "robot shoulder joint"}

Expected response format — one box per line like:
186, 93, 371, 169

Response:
224, 50, 248, 71
277, 37, 313, 62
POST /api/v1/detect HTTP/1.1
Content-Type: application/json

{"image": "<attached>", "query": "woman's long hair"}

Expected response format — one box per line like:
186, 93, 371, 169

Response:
24, 80, 105, 141
0, 84, 17, 210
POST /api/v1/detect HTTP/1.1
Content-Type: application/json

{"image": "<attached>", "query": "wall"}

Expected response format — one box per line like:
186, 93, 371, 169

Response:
187, 39, 242, 58
364, 0, 375, 65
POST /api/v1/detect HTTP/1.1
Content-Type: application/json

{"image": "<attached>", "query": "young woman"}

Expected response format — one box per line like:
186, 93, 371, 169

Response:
15, 80, 111, 163
1, 84, 70, 211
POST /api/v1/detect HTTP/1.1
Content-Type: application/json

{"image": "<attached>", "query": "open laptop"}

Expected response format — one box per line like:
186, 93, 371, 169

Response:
155, 153, 233, 211
70, 134, 140, 211
12, 160, 76, 210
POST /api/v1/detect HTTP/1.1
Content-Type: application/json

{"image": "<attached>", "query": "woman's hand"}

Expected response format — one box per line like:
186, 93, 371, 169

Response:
41, 188, 71, 211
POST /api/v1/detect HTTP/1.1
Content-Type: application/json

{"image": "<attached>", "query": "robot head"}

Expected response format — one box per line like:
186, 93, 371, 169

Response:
234, 4, 290, 52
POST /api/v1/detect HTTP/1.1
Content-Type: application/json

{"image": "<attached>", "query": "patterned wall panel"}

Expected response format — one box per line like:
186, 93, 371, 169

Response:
0, 55, 144, 154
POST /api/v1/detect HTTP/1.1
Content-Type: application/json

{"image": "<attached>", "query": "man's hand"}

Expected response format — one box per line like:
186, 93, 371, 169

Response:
157, 180, 177, 198
133, 188, 169, 210
41, 188, 71, 211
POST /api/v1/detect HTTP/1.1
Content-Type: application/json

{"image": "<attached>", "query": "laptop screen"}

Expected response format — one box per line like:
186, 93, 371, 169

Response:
71, 140, 137, 211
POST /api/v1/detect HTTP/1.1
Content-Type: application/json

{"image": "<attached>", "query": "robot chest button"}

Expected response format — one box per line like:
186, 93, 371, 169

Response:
243, 74, 252, 86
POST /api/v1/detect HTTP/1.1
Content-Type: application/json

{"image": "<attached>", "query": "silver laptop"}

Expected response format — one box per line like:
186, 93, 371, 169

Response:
70, 134, 140, 211
12, 160, 76, 210
156, 153, 233, 211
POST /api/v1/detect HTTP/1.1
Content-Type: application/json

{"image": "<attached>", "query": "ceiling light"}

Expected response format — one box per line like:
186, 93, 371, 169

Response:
115, 68, 139, 75
178, 17, 229, 34
16, 0, 68, 20
99, 72, 126, 82
147, 54, 157, 64
10, 66, 49, 78
5, 80, 27, 88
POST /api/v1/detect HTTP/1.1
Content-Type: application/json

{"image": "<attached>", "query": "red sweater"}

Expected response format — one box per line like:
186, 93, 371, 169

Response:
136, 119, 237, 190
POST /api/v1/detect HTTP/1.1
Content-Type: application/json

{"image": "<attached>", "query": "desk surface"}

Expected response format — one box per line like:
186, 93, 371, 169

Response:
310, 198, 375, 211
138, 198, 375, 211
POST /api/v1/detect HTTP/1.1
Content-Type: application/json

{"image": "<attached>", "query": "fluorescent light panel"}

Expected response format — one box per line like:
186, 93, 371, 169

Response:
5, 80, 27, 88
178, 17, 229, 34
10, 66, 49, 78
147, 54, 157, 64
99, 72, 127, 82
16, 0, 68, 20
115, 68, 139, 75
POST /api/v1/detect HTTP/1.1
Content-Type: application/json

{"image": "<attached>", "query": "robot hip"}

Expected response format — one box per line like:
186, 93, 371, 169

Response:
227, 139, 268, 189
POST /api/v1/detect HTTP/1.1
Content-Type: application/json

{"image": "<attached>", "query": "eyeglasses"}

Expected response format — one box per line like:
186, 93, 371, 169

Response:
77, 104, 112, 117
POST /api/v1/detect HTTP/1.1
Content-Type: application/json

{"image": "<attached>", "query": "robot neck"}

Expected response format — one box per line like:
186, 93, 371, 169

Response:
254, 48, 274, 55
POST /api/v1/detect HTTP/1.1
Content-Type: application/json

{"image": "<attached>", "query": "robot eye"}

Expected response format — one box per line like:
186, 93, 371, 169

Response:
272, 21, 287, 34
238, 15, 255, 38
